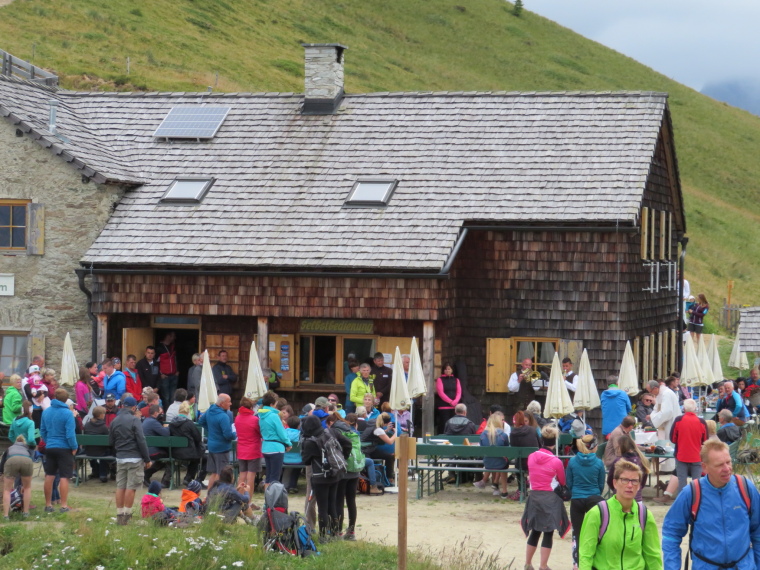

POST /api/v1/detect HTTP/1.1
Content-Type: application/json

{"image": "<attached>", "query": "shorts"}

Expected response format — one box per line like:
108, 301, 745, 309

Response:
44, 448, 75, 479
238, 458, 262, 473
116, 460, 144, 489
4, 455, 34, 478
207, 452, 230, 474
688, 323, 704, 333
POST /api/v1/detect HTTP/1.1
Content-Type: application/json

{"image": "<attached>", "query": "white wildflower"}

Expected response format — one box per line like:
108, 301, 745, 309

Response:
233, 562, 244, 567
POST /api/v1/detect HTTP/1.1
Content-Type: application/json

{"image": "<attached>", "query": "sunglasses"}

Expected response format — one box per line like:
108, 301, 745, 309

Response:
328, 399, 338, 403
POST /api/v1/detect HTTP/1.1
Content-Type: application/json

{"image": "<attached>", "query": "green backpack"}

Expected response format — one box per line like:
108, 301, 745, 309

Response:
345, 431, 366, 473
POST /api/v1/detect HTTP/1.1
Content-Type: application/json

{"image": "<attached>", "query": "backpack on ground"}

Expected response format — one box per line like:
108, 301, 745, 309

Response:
345, 431, 366, 473
264, 481, 289, 512
596, 499, 648, 544
310, 430, 347, 480
684, 475, 752, 570
357, 474, 373, 495
259, 508, 319, 557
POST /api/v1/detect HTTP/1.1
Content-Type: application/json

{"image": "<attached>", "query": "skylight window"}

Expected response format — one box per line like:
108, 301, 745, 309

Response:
345, 180, 397, 207
153, 107, 230, 140
160, 179, 214, 203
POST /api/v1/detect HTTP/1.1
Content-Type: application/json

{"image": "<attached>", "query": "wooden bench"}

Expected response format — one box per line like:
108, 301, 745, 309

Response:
413, 444, 537, 502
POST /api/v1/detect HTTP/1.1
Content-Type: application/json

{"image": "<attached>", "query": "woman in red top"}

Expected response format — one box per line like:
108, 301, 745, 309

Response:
234, 397, 263, 492
434, 362, 461, 434
122, 355, 142, 399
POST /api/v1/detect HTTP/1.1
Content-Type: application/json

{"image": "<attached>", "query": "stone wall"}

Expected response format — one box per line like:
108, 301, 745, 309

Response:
0, 121, 124, 375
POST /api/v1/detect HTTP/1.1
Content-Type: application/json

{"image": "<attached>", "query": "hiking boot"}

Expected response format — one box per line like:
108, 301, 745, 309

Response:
369, 485, 384, 496
653, 495, 674, 504
59, 507, 70, 514
344, 525, 356, 541
44, 506, 54, 514
116, 514, 127, 526
473, 480, 486, 489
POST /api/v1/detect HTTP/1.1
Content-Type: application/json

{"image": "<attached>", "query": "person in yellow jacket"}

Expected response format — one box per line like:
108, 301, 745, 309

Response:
349, 364, 376, 409
578, 460, 662, 570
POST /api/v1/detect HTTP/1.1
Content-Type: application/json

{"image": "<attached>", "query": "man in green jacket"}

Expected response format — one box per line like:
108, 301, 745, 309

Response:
2, 374, 23, 425
579, 460, 662, 570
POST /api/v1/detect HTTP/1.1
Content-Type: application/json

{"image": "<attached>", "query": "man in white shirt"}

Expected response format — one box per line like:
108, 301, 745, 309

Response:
508, 358, 534, 393
562, 358, 578, 393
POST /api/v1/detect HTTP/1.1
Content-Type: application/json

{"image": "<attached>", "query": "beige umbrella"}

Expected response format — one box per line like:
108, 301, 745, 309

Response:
197, 349, 218, 413
406, 337, 427, 399
573, 349, 601, 411
60, 332, 79, 386
544, 352, 574, 418
244, 341, 269, 401
708, 335, 725, 382
728, 332, 749, 371
681, 337, 706, 387
697, 335, 716, 384
617, 341, 639, 396
389, 346, 411, 412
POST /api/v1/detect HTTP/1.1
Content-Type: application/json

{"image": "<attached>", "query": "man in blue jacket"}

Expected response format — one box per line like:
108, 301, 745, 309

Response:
102, 358, 126, 400
662, 439, 760, 570
40, 388, 78, 513
198, 393, 236, 491
600, 374, 632, 438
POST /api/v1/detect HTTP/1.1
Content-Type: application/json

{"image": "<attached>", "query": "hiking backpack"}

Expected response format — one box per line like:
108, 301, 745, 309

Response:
345, 431, 366, 473
310, 430, 347, 480
596, 499, 648, 544
684, 475, 752, 570
264, 481, 289, 512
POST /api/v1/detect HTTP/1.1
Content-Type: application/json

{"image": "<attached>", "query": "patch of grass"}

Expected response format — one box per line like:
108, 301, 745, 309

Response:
1, 0, 760, 302
271, 59, 303, 77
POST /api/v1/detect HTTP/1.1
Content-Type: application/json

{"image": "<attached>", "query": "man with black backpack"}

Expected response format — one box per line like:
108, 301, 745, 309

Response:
662, 439, 760, 570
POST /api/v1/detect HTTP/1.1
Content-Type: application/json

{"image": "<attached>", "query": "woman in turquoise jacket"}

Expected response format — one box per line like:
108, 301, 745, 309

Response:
256, 391, 292, 486
566, 435, 605, 570
9, 401, 36, 446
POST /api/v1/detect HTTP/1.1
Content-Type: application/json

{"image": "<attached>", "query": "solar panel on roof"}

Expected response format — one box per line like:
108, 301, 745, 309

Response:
153, 107, 230, 139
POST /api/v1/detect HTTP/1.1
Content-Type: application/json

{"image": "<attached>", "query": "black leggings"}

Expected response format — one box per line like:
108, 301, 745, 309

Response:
311, 480, 338, 535
336, 477, 358, 529
570, 496, 603, 565
527, 530, 553, 549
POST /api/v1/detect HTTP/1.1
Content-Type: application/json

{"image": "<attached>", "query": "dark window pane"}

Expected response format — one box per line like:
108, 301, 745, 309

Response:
11, 205, 26, 226
11, 227, 26, 248
0, 227, 9, 248
0, 206, 9, 226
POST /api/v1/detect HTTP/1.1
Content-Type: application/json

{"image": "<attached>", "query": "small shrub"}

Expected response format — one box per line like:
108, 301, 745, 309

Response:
130, 8, 143, 17
514, 0, 524, 17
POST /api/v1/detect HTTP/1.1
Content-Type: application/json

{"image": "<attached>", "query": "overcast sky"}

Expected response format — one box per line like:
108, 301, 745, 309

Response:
527, 0, 760, 91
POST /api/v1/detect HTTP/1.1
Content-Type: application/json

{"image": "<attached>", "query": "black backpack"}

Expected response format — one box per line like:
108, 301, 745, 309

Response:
310, 430, 347, 479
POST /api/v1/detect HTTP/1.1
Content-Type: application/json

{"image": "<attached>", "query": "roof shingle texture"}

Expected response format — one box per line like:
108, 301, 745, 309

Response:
0, 78, 667, 270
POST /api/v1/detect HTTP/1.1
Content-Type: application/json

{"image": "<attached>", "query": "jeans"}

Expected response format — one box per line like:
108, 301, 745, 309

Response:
160, 374, 178, 409
676, 460, 702, 495
364, 458, 376, 486
263, 452, 285, 484
90, 459, 111, 480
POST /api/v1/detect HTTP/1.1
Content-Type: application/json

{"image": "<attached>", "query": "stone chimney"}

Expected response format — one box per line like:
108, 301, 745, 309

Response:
302, 43, 347, 115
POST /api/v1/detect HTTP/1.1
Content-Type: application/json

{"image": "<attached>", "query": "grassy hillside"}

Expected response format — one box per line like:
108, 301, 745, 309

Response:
2, 0, 759, 307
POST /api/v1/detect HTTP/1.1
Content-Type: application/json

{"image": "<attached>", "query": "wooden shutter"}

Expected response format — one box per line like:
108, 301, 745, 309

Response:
377, 337, 414, 366
26, 203, 44, 255
642, 335, 650, 383
649, 208, 656, 261
640, 206, 649, 259
28, 333, 45, 364
659, 211, 667, 260
268, 334, 295, 389
486, 338, 512, 392
559, 339, 583, 368
122, 328, 154, 361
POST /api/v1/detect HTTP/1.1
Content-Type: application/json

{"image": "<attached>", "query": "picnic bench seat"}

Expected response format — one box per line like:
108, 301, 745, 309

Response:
413, 444, 537, 502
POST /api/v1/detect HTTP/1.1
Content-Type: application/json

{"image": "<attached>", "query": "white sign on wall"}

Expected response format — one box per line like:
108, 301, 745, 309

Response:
0, 274, 14, 296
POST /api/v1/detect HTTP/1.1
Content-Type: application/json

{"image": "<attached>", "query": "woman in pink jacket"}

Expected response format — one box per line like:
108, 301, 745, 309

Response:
234, 397, 263, 492
434, 362, 461, 434
521, 425, 570, 570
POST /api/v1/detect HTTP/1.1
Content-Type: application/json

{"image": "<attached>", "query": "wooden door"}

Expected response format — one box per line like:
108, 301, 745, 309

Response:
376, 336, 414, 367
122, 328, 154, 361
486, 338, 512, 392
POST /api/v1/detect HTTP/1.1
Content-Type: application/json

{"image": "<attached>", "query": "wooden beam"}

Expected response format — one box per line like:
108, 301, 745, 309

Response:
660, 210, 666, 260
650, 208, 656, 261
257, 316, 269, 369
397, 434, 409, 570
640, 207, 649, 260
422, 321, 435, 436
96, 314, 108, 362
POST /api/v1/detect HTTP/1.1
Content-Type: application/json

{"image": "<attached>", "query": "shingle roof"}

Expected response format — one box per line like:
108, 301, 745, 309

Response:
0, 77, 671, 271
739, 308, 760, 352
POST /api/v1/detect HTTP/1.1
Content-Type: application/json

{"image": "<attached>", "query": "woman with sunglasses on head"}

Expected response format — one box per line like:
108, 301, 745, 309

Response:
578, 460, 662, 570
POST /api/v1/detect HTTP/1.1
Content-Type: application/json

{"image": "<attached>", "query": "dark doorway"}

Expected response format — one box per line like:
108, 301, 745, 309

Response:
153, 328, 199, 389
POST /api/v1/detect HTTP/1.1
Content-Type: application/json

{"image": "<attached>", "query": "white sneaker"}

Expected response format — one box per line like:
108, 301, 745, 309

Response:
493, 489, 501, 496
473, 480, 486, 489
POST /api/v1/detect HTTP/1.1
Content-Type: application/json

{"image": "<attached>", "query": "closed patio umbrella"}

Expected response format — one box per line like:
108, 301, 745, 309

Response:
681, 336, 706, 387
197, 349, 218, 413
389, 346, 411, 413
244, 341, 269, 401
708, 334, 725, 382
728, 332, 749, 371
617, 341, 639, 396
60, 332, 79, 386
544, 352, 574, 419
697, 335, 715, 385
573, 349, 601, 411
406, 337, 427, 431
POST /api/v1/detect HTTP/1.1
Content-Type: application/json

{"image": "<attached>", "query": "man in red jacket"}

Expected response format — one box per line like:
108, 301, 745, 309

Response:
669, 398, 707, 497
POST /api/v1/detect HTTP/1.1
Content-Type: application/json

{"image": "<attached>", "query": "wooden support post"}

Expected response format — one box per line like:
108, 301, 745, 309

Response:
257, 317, 269, 369
397, 434, 409, 570
422, 321, 435, 436
96, 314, 108, 362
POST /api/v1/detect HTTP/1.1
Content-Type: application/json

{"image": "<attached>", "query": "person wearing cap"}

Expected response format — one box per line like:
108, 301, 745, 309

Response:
312, 397, 331, 427
102, 358, 126, 401
103, 393, 119, 427
40, 388, 78, 514
110, 396, 152, 525
23, 365, 44, 401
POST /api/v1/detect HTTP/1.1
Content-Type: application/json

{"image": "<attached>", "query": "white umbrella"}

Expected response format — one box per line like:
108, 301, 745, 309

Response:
244, 341, 269, 401
389, 346, 412, 412
197, 349, 218, 413
60, 332, 79, 386
617, 341, 640, 396
697, 335, 715, 384
728, 332, 749, 371
681, 337, 706, 387
406, 337, 427, 399
573, 349, 601, 411
544, 352, 574, 418
708, 335, 725, 381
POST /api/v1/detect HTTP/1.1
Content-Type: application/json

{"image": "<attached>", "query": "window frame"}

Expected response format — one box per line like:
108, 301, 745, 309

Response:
0, 332, 29, 377
0, 199, 30, 251
344, 179, 398, 208
160, 178, 215, 204
512, 337, 559, 374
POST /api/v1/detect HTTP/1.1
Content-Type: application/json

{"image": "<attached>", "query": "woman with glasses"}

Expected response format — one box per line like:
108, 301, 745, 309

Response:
578, 460, 662, 570
349, 364, 376, 410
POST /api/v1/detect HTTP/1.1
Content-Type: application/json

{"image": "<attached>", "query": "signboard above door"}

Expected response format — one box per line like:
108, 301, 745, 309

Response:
300, 319, 373, 335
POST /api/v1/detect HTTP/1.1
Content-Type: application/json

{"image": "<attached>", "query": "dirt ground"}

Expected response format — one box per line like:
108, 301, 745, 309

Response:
23, 470, 678, 569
